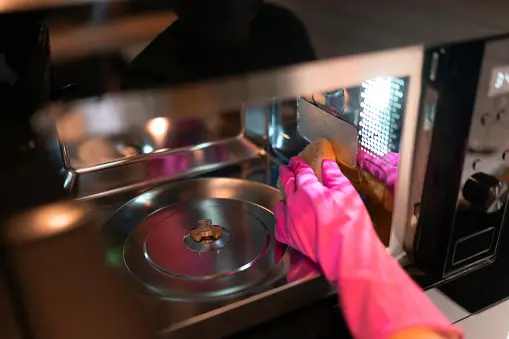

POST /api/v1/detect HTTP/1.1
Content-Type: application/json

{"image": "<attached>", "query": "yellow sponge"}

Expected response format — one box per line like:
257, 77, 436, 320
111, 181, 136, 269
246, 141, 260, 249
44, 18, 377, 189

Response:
277, 138, 335, 201
276, 138, 394, 245
276, 138, 393, 212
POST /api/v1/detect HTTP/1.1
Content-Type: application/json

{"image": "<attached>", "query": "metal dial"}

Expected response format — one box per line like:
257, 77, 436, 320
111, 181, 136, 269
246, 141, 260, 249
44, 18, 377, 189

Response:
462, 172, 508, 213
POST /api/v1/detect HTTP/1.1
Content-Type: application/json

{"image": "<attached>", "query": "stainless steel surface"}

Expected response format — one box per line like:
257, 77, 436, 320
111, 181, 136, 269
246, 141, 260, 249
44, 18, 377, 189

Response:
297, 98, 358, 166
164, 273, 333, 339
100, 176, 331, 336
34, 45, 424, 259
3, 201, 89, 244
35, 46, 423, 138
462, 38, 509, 187
46, 99, 260, 199
2, 201, 152, 339
59, 111, 242, 169
104, 178, 289, 300
456, 297, 509, 338
268, 99, 308, 160
425, 289, 470, 324
74, 137, 260, 200
36, 83, 266, 199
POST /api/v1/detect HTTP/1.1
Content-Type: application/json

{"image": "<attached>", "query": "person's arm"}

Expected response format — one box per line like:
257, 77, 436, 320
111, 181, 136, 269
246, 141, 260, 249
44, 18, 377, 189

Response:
275, 157, 463, 339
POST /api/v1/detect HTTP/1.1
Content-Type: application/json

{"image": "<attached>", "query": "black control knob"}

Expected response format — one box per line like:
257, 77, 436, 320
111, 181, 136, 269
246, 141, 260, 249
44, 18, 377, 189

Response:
462, 172, 508, 213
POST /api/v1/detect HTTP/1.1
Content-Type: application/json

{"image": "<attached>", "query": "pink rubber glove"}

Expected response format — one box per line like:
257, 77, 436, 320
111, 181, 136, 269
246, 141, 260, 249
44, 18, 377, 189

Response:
275, 157, 463, 339
286, 250, 320, 283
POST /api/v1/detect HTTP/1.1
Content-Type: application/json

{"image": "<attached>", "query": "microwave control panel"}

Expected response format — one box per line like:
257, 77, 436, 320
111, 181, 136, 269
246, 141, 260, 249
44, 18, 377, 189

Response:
447, 39, 509, 273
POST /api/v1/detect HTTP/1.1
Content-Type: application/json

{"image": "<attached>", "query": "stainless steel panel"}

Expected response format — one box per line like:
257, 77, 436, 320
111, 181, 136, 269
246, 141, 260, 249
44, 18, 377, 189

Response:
462, 38, 509, 187
2, 201, 152, 339
62, 137, 261, 200
297, 98, 358, 166
61, 111, 242, 169
36, 92, 262, 199
425, 289, 470, 324
75, 137, 261, 200
35, 46, 423, 137
456, 297, 509, 338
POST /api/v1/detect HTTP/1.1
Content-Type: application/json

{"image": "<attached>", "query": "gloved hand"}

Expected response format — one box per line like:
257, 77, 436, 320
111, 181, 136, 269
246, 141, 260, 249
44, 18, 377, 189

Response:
286, 250, 320, 283
275, 157, 463, 339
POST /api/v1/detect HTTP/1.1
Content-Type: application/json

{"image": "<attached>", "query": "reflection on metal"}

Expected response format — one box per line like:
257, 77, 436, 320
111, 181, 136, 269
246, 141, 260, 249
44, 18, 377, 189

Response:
2, 200, 153, 339
70, 137, 261, 200
268, 99, 308, 160
35, 45, 423, 138
3, 201, 89, 245
42, 97, 259, 199
145, 117, 170, 147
